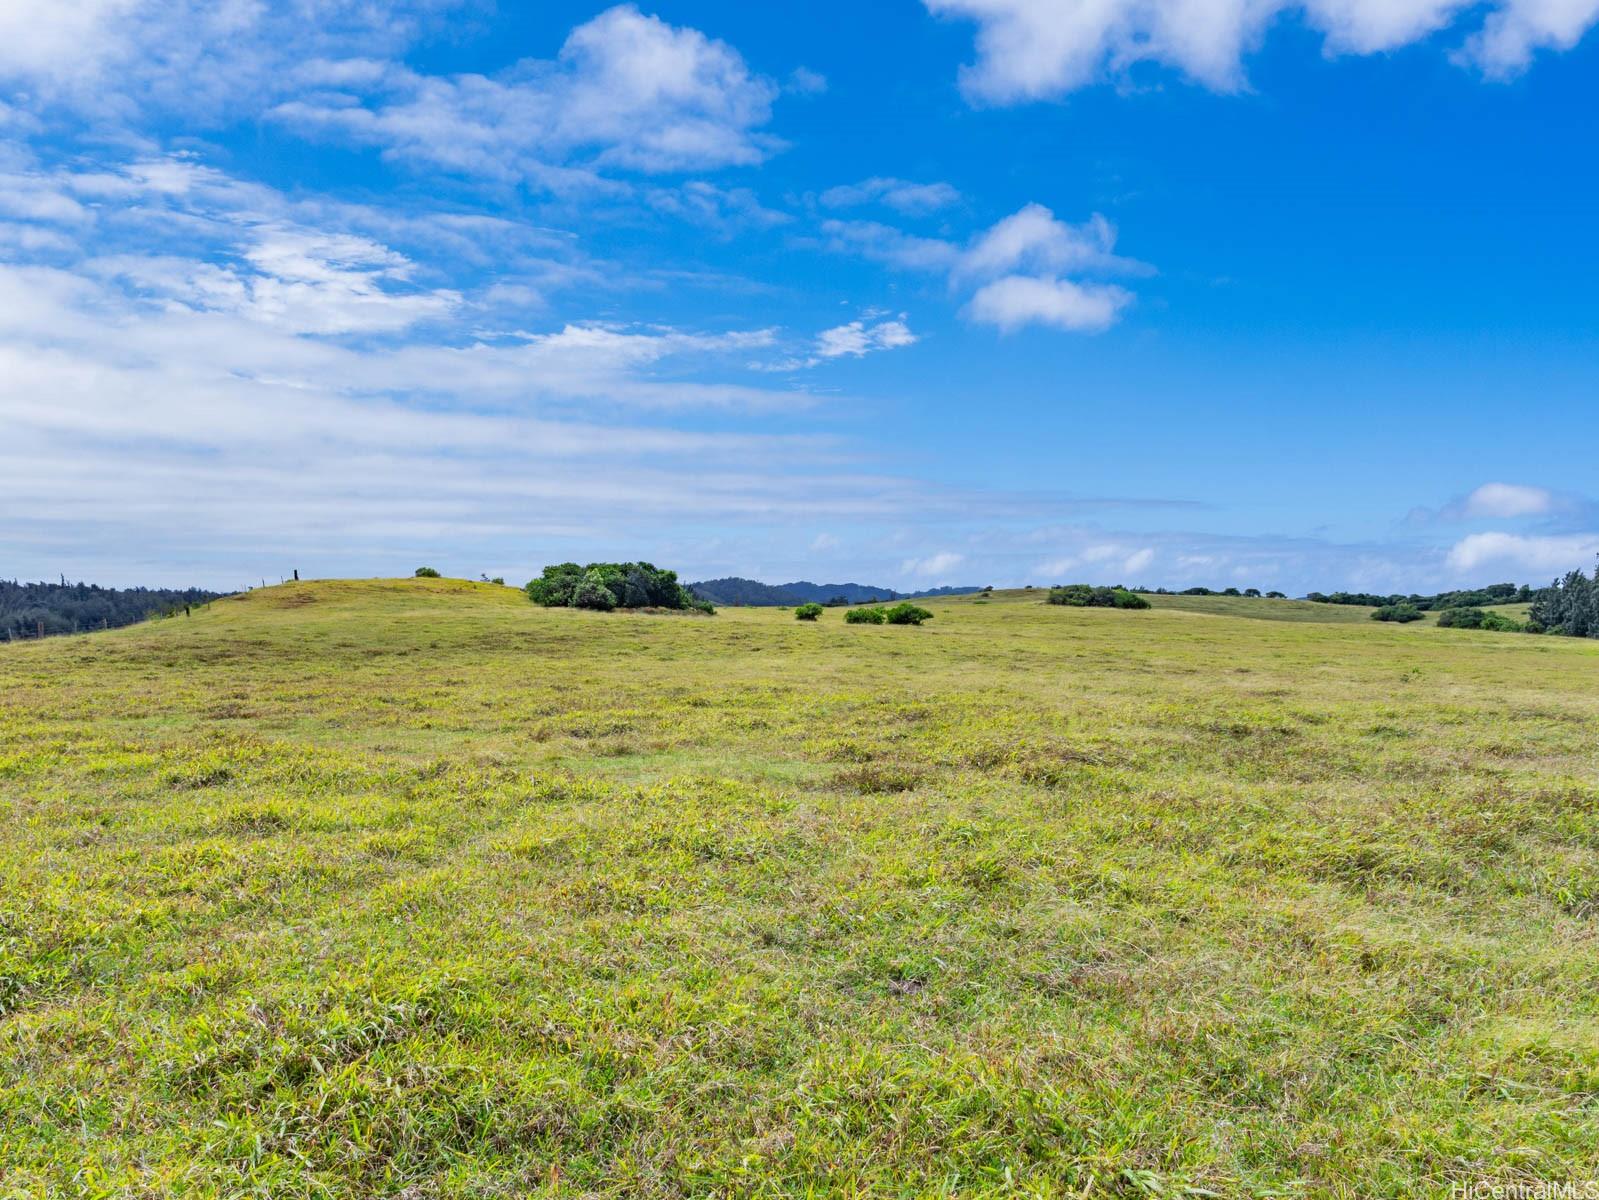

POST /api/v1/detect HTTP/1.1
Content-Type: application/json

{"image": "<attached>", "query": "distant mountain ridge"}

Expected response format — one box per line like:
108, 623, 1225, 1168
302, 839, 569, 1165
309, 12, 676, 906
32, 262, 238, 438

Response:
687, 577, 983, 607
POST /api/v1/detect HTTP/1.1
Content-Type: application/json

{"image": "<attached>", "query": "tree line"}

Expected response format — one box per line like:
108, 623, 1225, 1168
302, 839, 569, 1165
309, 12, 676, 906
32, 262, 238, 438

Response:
1308, 583, 1533, 610
1, 579, 221, 641
1528, 564, 1599, 637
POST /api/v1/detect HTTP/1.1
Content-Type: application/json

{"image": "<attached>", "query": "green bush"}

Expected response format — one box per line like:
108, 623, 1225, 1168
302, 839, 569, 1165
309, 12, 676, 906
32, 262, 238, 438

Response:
1371, 604, 1424, 623
845, 606, 887, 624
571, 569, 617, 611
795, 603, 824, 621
884, 603, 933, 626
1438, 607, 1526, 632
524, 561, 700, 611
1047, 585, 1150, 610
414, 567, 441, 578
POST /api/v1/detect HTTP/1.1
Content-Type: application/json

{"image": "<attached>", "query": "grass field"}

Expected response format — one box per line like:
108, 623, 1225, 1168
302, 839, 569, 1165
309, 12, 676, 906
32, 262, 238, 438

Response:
3, 579, 1597, 1198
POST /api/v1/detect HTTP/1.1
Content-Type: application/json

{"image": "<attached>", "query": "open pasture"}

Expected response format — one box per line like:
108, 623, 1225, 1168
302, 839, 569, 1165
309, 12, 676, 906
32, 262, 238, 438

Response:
2, 579, 1597, 1197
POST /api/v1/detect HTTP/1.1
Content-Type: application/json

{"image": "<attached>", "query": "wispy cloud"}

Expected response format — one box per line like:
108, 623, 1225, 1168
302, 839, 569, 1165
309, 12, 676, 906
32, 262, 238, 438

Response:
903, 551, 965, 578
820, 177, 961, 215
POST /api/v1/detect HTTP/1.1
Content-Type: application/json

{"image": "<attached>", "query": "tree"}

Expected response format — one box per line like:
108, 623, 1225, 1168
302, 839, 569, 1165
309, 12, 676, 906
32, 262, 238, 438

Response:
1528, 563, 1598, 637
795, 603, 824, 621
524, 562, 700, 611
414, 567, 441, 578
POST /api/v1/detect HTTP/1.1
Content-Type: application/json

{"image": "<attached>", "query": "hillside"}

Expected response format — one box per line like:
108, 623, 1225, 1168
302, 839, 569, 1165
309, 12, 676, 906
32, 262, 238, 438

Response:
3, 578, 1597, 1196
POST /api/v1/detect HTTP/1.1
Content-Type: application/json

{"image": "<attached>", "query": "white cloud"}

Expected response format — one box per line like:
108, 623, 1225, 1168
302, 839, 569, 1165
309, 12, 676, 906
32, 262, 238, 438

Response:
820, 177, 962, 215
903, 551, 965, 578
645, 181, 790, 232
1038, 544, 1152, 579
1446, 532, 1599, 574
92, 231, 461, 336
271, 5, 782, 183
924, 0, 1599, 103
966, 275, 1132, 333
828, 203, 1146, 334
1462, 481, 1556, 518
957, 205, 1133, 280
1461, 0, 1599, 75
815, 318, 918, 359
1124, 547, 1156, 574
821, 219, 963, 271
0, 0, 450, 119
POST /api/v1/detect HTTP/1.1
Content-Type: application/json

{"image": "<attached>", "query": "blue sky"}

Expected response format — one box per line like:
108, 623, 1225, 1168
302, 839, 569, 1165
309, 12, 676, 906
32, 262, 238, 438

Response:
1, 0, 1597, 594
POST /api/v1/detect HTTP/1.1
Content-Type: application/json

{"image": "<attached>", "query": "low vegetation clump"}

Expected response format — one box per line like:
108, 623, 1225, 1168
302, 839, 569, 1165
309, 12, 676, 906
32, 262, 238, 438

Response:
1047, 584, 1152, 609
883, 602, 933, 625
1370, 603, 1424, 622
794, 602, 824, 621
3, 581, 1597, 1196
844, 606, 886, 624
413, 566, 441, 578
525, 561, 712, 613
1437, 606, 1526, 632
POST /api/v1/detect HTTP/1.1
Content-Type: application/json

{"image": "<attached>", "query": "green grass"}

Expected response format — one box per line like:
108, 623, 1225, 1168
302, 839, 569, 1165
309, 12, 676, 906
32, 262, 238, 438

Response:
3, 578, 1597, 1198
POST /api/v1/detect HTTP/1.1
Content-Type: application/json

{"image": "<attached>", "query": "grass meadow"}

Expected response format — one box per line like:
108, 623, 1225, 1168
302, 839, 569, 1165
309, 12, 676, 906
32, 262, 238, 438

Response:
2, 578, 1597, 1197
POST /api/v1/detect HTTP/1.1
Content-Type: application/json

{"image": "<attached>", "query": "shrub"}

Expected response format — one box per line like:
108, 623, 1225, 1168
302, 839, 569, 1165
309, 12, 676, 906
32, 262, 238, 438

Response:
1371, 604, 1423, 623
1048, 585, 1150, 610
845, 606, 887, 624
1439, 607, 1526, 633
414, 567, 441, 578
884, 603, 933, 626
795, 603, 824, 621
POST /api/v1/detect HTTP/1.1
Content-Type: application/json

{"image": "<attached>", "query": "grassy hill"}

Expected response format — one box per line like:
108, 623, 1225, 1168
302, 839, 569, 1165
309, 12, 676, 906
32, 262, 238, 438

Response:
3, 578, 1597, 1196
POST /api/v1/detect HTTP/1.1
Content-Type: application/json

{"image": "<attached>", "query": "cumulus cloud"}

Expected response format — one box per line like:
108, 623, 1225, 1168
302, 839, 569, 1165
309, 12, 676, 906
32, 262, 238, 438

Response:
271, 6, 783, 183
827, 202, 1146, 334
924, 0, 1599, 103
820, 177, 962, 215
966, 275, 1131, 333
1446, 531, 1599, 573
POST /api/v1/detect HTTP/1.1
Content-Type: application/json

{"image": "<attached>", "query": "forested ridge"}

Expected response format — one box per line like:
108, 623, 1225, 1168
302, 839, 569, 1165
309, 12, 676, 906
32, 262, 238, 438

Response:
1, 579, 222, 641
